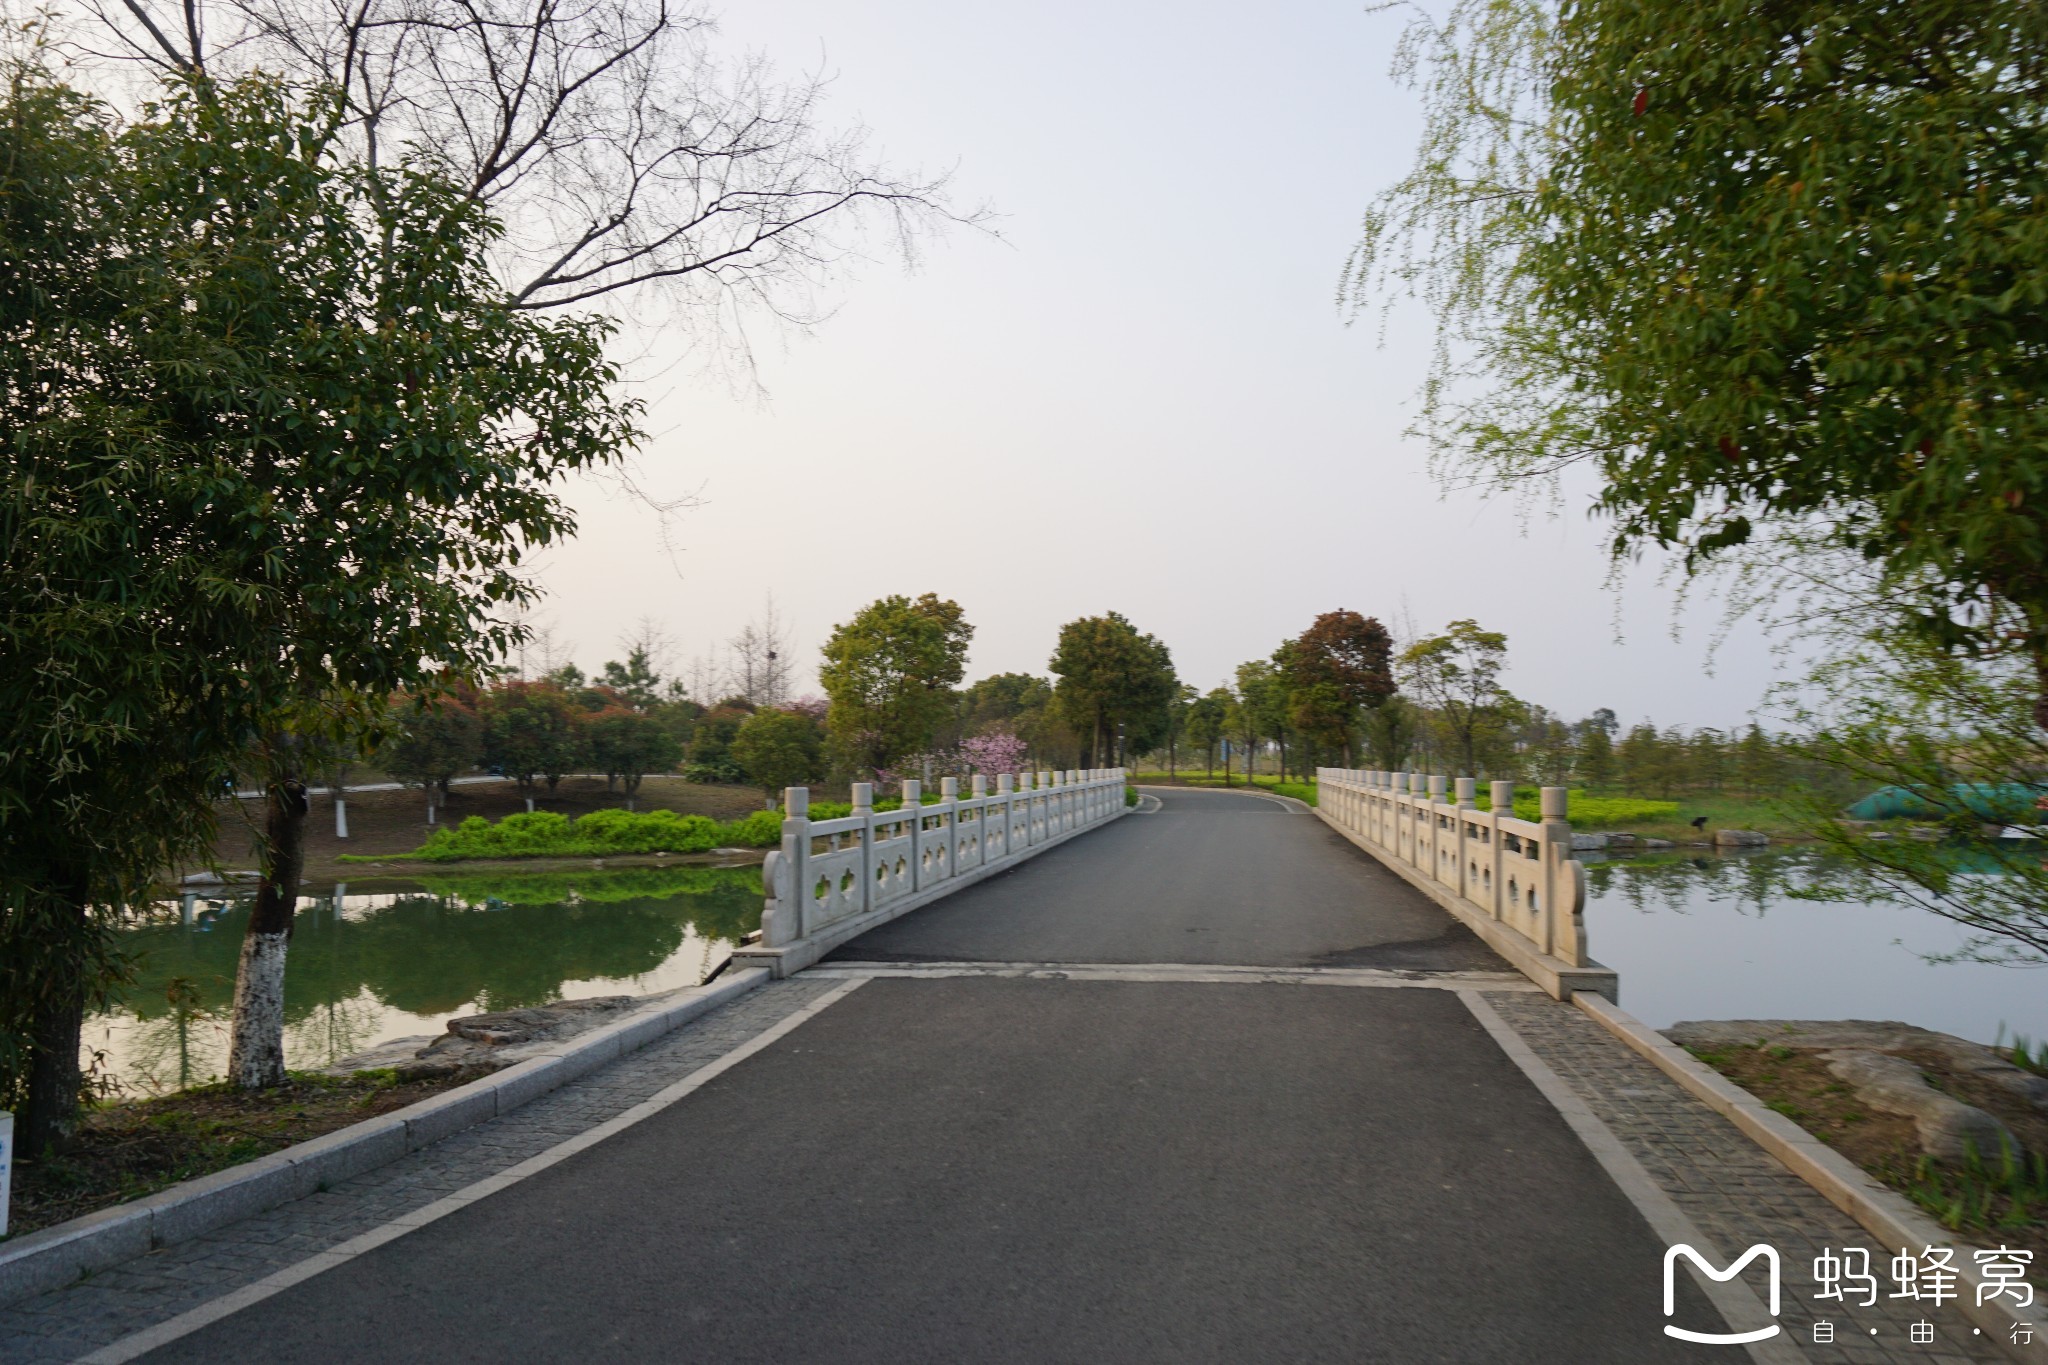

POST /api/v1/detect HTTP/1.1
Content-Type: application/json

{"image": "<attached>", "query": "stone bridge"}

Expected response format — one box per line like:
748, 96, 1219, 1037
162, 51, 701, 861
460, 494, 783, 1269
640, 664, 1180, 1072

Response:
0, 774, 2023, 1363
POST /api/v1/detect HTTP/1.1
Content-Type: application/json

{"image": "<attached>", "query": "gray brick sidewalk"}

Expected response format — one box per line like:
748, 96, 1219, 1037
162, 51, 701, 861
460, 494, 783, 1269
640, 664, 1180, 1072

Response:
1487, 991, 2009, 1364
0, 977, 841, 1365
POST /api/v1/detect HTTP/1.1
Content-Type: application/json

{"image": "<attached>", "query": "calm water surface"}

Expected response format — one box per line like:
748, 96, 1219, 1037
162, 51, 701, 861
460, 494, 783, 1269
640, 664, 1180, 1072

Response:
95, 849, 2044, 1092
1585, 848, 2047, 1044
93, 865, 762, 1094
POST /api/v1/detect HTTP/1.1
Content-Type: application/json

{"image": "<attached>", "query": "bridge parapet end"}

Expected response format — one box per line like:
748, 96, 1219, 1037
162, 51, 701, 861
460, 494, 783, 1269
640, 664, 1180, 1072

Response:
1314, 766, 1611, 1001
735, 768, 1134, 978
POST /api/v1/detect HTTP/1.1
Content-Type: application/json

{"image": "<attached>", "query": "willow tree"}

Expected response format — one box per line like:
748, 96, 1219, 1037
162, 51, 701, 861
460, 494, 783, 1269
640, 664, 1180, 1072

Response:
1349, 0, 2048, 699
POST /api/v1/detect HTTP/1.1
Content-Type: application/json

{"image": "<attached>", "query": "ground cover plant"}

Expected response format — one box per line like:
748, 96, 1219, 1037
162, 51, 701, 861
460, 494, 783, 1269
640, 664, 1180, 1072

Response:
1689, 1039, 2048, 1262
354, 808, 784, 862
2, 1069, 478, 1242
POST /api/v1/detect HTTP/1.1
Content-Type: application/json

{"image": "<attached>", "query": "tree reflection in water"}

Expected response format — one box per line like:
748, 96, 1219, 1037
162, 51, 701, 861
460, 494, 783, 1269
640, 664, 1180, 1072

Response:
97, 866, 763, 1093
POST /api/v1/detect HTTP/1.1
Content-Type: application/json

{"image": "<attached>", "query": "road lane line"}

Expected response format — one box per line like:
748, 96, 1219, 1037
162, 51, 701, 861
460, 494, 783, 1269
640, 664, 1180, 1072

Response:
78, 979, 870, 1365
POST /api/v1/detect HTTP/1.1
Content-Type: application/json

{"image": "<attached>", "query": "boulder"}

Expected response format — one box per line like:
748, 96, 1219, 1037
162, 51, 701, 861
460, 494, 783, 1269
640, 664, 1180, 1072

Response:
326, 994, 643, 1078
1666, 1018, 2048, 1162
1570, 833, 1609, 851
1713, 829, 1769, 847
1643, 838, 1674, 849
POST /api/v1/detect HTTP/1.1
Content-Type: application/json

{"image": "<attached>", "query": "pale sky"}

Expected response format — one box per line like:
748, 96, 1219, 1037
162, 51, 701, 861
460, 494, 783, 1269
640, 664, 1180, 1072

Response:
533, 0, 1784, 731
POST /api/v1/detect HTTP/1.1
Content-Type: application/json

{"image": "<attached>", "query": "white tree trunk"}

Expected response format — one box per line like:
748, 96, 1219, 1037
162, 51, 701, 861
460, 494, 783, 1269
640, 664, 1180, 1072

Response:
334, 796, 349, 839
227, 931, 290, 1088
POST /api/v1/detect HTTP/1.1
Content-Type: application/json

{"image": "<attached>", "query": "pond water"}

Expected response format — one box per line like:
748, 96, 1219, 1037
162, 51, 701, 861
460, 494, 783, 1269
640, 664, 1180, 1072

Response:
91, 864, 762, 1095
1584, 848, 2048, 1045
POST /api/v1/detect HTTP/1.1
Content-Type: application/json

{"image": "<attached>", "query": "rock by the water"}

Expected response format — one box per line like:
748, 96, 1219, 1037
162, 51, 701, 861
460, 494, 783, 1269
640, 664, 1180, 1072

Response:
1667, 1018, 2046, 1162
325, 995, 644, 1078
1570, 833, 1609, 851
1713, 829, 1770, 847
1643, 838, 1674, 849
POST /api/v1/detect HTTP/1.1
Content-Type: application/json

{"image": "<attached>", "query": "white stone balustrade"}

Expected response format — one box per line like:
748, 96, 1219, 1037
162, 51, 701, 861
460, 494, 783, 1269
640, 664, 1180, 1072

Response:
1314, 767, 1614, 999
735, 768, 1131, 977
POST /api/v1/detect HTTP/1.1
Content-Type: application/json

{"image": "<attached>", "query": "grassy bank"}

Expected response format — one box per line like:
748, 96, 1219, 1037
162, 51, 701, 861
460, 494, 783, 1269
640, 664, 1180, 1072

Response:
1689, 1038, 2048, 1261
4, 1070, 480, 1243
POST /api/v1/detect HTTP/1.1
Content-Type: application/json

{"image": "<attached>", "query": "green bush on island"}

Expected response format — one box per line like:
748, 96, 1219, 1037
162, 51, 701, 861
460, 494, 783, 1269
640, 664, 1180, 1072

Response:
348, 807, 785, 862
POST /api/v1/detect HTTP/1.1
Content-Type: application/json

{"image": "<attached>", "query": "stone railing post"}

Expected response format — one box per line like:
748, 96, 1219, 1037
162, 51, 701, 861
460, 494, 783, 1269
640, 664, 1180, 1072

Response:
902, 779, 923, 891
1489, 780, 1512, 921
1427, 775, 1448, 887
998, 772, 1015, 856
1455, 777, 1476, 898
767, 786, 809, 944
941, 776, 960, 880
851, 781, 875, 915
1540, 786, 1573, 960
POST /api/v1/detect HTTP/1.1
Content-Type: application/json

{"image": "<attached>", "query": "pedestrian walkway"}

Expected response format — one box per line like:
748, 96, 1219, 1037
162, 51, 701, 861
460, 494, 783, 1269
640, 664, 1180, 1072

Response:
0, 788, 2006, 1362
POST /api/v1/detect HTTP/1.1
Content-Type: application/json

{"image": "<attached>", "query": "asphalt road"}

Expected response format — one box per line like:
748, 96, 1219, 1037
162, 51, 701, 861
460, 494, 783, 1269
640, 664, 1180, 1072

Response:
827, 785, 1504, 970
136, 786, 1734, 1363
142, 980, 1724, 1363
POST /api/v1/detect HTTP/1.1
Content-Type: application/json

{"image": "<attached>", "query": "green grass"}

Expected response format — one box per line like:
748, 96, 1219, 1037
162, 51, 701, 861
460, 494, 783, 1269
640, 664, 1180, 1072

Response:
344, 806, 784, 863
1472, 788, 1679, 825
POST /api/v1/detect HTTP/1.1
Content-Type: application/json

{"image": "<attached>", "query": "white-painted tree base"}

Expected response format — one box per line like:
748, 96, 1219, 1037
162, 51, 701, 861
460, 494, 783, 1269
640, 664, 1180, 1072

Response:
227, 932, 290, 1089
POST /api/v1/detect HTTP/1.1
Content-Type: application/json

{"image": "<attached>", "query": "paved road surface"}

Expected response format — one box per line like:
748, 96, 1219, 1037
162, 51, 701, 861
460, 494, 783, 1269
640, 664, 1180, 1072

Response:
131, 787, 1741, 1363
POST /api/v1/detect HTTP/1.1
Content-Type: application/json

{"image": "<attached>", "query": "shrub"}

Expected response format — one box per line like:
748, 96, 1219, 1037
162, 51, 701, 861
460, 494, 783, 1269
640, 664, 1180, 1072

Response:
366, 805, 786, 862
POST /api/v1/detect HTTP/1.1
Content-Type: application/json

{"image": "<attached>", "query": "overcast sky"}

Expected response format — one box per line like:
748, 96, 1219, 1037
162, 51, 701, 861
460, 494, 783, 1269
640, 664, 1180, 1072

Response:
533, 0, 1783, 731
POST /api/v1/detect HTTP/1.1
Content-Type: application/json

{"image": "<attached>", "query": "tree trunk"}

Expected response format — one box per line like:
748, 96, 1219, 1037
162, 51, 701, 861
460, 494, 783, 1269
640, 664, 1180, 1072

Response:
20, 865, 96, 1156
228, 778, 309, 1090
21, 975, 85, 1158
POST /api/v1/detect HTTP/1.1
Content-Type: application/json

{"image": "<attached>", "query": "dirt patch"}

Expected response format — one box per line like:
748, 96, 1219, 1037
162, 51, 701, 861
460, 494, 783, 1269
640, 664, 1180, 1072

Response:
3, 1070, 487, 1242
1689, 1039, 2048, 1262
190, 775, 770, 883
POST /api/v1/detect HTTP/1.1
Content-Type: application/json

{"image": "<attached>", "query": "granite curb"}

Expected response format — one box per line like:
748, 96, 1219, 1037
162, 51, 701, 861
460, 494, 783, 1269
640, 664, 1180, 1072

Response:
0, 967, 770, 1310
1574, 989, 2040, 1361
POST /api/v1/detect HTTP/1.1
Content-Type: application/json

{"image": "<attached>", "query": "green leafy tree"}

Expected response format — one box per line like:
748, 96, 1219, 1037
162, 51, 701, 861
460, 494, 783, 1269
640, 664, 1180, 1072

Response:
599, 647, 664, 712
1234, 660, 1289, 780
1050, 613, 1177, 767
1576, 724, 1617, 793
1350, 0, 2048, 720
584, 706, 684, 803
820, 594, 974, 776
1734, 723, 1776, 798
1281, 610, 1397, 766
1184, 689, 1233, 777
383, 695, 484, 820
686, 700, 756, 783
1398, 621, 1513, 778
1362, 696, 1419, 771
0, 71, 237, 1148
731, 708, 826, 803
482, 683, 590, 793
3, 69, 642, 1115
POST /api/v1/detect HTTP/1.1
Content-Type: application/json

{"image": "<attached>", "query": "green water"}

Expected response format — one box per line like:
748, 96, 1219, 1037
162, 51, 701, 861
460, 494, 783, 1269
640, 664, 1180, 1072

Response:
92, 865, 763, 1095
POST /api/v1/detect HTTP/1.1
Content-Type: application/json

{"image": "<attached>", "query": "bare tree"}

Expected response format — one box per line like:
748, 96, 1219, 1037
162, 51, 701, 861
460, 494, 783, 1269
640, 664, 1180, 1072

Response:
60, 0, 982, 331
727, 594, 792, 707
